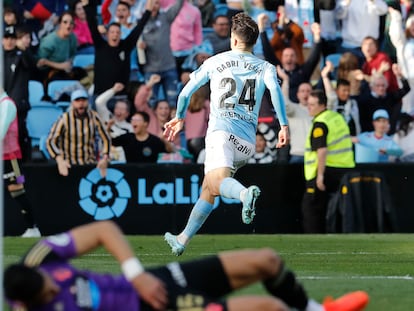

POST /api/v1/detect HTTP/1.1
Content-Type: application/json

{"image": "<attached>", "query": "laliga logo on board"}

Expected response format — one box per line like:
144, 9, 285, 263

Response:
78, 168, 131, 220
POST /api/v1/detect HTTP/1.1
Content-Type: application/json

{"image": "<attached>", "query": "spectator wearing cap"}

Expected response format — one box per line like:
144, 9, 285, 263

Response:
2, 25, 37, 162
353, 109, 403, 163
46, 89, 112, 177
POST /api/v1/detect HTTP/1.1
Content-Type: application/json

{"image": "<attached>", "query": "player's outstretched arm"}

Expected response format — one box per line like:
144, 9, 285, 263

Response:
276, 125, 289, 148
70, 221, 168, 310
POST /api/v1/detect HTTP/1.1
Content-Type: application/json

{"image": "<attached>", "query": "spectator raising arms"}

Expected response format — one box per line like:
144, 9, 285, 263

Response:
83, 0, 155, 97
70, 0, 95, 55
389, 6, 414, 114
138, 0, 185, 108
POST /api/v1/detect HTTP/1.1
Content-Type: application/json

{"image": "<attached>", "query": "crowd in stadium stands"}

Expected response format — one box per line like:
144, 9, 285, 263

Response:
3, 0, 414, 167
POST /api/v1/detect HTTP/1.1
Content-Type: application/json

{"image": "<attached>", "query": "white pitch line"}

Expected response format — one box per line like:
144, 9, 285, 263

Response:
300, 275, 414, 280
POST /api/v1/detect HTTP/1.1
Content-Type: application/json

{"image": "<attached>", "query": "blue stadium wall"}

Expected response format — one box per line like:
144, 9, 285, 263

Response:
4, 163, 414, 236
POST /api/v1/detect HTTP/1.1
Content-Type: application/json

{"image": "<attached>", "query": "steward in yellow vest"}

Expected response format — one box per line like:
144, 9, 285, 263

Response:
301, 90, 355, 233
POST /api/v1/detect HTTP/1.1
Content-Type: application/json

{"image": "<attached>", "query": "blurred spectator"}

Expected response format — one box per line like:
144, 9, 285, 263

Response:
354, 65, 410, 133
277, 65, 312, 163
321, 61, 361, 136
361, 36, 398, 92
243, 0, 276, 59
393, 111, 414, 162
389, 6, 414, 114
36, 11, 84, 93
170, 0, 203, 79
95, 82, 133, 162
185, 83, 210, 161
0, 89, 40, 238
314, 0, 340, 59
336, 0, 388, 63
197, 0, 216, 27
258, 13, 321, 102
133, 74, 176, 151
70, 0, 95, 55
104, 1, 143, 82
281, 0, 315, 49
15, 25, 37, 54
180, 41, 213, 84
84, 0, 153, 98
23, 1, 66, 39
139, 0, 184, 108
3, 6, 20, 27
248, 131, 275, 163
3, 25, 37, 162
353, 109, 403, 162
46, 89, 111, 177
226, 0, 244, 19
203, 14, 231, 54
111, 111, 168, 162
336, 52, 362, 96
7, 5, 41, 53
270, 5, 305, 64
380, 0, 401, 64
101, 0, 148, 24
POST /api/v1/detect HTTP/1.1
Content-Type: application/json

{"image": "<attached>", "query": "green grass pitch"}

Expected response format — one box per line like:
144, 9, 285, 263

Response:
4, 234, 414, 310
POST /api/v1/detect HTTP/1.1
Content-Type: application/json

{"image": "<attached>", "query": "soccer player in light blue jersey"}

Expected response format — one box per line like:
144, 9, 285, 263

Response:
163, 12, 290, 256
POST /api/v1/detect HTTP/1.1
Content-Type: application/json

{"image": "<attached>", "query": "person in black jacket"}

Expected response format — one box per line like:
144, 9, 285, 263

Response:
354, 64, 410, 134
258, 13, 322, 103
2, 25, 37, 162
83, 0, 154, 98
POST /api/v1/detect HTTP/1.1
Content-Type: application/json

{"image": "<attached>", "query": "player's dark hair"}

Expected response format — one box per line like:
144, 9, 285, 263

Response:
231, 13, 259, 47
4, 264, 45, 307
310, 89, 327, 106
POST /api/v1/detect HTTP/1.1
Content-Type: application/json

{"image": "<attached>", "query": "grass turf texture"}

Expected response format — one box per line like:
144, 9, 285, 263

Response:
4, 234, 414, 310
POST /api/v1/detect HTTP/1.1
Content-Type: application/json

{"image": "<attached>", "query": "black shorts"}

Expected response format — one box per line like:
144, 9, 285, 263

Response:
141, 255, 232, 311
3, 159, 24, 186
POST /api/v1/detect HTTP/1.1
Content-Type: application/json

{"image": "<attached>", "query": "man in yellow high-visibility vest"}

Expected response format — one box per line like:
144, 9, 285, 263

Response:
302, 89, 355, 233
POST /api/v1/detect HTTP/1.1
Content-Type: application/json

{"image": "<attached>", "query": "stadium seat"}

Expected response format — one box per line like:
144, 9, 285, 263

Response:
214, 4, 228, 18
73, 54, 95, 68
28, 80, 45, 106
47, 80, 82, 101
39, 135, 51, 160
26, 105, 62, 147
326, 53, 342, 68
202, 27, 214, 38
56, 101, 71, 111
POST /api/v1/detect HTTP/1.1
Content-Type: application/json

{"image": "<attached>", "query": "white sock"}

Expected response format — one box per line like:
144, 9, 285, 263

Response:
305, 299, 324, 311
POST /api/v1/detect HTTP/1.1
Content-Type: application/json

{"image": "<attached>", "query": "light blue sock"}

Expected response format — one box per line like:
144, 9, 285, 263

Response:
219, 177, 246, 200
182, 199, 214, 240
